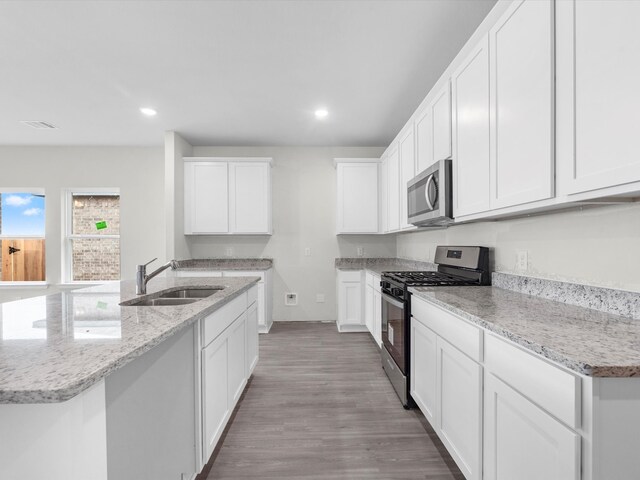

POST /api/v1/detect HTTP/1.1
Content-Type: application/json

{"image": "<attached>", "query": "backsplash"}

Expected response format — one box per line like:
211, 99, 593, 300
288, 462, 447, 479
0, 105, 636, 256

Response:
493, 272, 640, 320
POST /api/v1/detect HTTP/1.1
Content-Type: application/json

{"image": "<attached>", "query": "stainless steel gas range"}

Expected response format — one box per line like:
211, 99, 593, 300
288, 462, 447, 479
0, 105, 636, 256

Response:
380, 246, 490, 408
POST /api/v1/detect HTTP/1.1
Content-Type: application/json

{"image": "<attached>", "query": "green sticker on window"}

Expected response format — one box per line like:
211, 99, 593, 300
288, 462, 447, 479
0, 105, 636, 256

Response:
95, 221, 107, 230
96, 301, 108, 310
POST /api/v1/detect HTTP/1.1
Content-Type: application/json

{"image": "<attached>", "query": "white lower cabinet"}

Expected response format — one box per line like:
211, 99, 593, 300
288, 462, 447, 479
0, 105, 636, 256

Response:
411, 318, 437, 425
337, 270, 366, 332
200, 286, 258, 465
484, 373, 580, 480
202, 333, 229, 460
246, 301, 259, 375
177, 268, 273, 333
437, 337, 482, 480
373, 282, 382, 347
411, 313, 482, 480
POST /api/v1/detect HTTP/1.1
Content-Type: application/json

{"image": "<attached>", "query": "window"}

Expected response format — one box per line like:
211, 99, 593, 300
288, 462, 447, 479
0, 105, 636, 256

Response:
64, 190, 120, 283
0, 191, 46, 283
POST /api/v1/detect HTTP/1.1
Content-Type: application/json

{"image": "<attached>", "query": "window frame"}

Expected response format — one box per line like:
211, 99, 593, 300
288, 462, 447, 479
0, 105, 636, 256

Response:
0, 188, 47, 286
62, 188, 121, 285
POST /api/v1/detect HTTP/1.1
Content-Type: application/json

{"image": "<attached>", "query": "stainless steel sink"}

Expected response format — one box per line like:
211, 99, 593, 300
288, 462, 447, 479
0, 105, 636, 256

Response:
158, 288, 223, 299
127, 297, 200, 307
120, 286, 224, 307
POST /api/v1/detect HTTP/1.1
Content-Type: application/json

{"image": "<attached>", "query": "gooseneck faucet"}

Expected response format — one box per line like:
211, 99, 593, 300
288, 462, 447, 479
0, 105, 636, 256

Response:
136, 258, 178, 295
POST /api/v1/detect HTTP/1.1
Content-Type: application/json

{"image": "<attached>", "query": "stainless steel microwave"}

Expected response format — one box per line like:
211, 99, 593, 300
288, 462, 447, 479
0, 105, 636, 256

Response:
407, 159, 453, 227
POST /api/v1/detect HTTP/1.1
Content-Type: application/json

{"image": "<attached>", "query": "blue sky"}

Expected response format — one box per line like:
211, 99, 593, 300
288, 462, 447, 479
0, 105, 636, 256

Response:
1, 193, 45, 236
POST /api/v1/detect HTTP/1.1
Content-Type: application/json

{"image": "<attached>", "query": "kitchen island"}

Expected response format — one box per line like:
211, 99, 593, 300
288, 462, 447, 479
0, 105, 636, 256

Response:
0, 276, 260, 480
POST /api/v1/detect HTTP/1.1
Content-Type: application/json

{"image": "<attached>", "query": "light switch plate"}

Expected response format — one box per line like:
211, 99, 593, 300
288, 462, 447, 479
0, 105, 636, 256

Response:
516, 250, 528, 271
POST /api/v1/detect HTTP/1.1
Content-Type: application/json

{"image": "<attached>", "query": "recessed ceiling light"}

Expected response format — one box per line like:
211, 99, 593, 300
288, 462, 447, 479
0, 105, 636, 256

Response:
315, 109, 329, 119
140, 107, 157, 116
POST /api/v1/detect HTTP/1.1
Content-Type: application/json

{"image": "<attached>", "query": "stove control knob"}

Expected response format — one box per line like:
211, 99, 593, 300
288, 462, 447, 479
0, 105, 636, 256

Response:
380, 281, 390, 289
391, 288, 404, 297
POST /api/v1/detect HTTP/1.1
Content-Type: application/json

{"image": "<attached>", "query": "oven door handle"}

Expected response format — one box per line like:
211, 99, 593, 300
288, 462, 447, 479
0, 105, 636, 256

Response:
382, 293, 405, 309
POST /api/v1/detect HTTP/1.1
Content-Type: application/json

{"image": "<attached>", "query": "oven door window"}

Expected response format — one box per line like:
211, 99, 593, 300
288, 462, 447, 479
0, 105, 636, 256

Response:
382, 293, 406, 374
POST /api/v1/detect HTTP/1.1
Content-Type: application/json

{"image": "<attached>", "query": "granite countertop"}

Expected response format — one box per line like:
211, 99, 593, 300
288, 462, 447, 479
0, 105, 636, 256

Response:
174, 258, 273, 271
410, 286, 640, 378
335, 258, 436, 276
0, 276, 259, 404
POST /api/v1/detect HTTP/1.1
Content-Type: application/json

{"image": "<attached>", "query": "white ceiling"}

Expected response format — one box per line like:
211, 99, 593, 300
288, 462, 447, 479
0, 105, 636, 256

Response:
0, 0, 496, 147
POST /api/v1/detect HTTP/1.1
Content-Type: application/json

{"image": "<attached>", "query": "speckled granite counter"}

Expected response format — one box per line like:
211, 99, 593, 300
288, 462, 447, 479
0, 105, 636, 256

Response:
335, 258, 436, 276
174, 258, 273, 271
410, 286, 640, 377
0, 276, 259, 403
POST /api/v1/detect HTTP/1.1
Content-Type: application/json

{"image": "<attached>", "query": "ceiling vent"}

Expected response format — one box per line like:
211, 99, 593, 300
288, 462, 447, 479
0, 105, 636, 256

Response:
20, 120, 58, 129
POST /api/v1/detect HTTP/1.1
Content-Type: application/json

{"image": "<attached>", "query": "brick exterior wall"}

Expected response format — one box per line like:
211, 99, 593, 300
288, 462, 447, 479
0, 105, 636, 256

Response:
72, 195, 120, 281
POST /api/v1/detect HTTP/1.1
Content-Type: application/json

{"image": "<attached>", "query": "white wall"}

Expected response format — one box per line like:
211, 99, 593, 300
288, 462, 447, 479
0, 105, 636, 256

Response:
0, 146, 165, 302
164, 132, 193, 260
184, 146, 396, 321
397, 202, 640, 292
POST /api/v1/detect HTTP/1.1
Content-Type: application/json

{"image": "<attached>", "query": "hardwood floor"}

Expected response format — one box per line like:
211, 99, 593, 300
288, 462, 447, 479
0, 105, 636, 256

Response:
206, 321, 465, 479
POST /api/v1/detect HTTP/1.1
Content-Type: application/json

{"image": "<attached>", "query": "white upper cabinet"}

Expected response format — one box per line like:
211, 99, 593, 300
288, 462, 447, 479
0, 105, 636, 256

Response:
386, 145, 400, 232
184, 162, 229, 234
489, 0, 554, 209
452, 35, 491, 218
399, 127, 416, 230
416, 82, 452, 174
184, 158, 272, 235
335, 160, 380, 234
229, 162, 271, 234
432, 82, 452, 163
557, 0, 640, 196
415, 105, 434, 174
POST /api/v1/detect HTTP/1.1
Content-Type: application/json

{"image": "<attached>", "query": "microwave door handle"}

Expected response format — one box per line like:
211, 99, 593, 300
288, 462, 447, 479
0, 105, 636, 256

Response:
424, 174, 435, 210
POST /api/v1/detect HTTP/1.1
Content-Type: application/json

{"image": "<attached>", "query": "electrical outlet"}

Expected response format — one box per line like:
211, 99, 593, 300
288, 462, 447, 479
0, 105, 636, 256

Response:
285, 293, 298, 306
226, 247, 233, 257
357, 246, 364, 257
316, 294, 325, 303
516, 250, 528, 271
304, 247, 311, 256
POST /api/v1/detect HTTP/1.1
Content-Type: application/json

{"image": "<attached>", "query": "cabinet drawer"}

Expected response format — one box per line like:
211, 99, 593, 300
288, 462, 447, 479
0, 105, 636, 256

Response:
203, 292, 247, 347
484, 334, 581, 429
365, 272, 374, 288
338, 270, 362, 282
412, 298, 482, 362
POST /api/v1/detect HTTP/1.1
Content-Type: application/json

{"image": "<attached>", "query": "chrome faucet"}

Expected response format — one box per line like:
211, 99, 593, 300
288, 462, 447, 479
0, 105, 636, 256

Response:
136, 258, 178, 295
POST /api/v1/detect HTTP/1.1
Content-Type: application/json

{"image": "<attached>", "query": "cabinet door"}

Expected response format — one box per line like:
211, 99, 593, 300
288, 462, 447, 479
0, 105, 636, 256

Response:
437, 337, 482, 480
411, 319, 437, 426
452, 35, 491, 217
386, 146, 400, 232
379, 158, 388, 233
489, 0, 554, 209
229, 162, 271, 234
336, 163, 379, 234
338, 279, 363, 328
202, 334, 229, 460
484, 374, 580, 480
185, 162, 228, 234
415, 107, 433, 174
245, 302, 259, 376
557, 0, 640, 194
227, 314, 247, 406
399, 128, 416, 230
432, 82, 452, 162
222, 271, 266, 328
365, 284, 374, 336
373, 288, 382, 347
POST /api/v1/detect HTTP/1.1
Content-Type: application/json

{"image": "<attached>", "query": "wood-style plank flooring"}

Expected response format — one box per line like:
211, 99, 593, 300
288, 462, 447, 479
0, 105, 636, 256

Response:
206, 322, 465, 479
